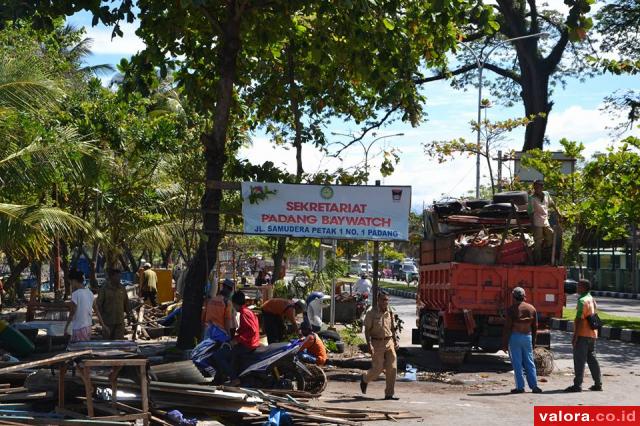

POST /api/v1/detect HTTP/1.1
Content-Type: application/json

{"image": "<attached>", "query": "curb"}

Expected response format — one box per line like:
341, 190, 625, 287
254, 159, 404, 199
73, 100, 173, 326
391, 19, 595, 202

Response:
591, 291, 640, 300
380, 287, 416, 300
550, 318, 640, 344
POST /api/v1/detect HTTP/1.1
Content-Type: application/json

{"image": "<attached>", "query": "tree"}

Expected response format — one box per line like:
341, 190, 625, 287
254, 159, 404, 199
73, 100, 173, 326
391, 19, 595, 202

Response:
5, 0, 485, 348
416, 0, 596, 151
424, 114, 537, 194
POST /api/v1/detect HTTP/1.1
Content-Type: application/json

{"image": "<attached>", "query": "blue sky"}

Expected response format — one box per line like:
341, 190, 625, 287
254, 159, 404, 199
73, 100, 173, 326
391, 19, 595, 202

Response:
67, 11, 640, 211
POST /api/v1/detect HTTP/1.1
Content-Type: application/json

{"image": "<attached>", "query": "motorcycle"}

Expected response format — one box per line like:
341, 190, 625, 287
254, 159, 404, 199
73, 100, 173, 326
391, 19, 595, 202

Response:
191, 325, 327, 394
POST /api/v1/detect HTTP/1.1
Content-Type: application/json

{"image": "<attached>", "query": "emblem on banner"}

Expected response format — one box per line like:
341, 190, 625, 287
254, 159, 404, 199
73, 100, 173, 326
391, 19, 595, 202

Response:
320, 186, 334, 199
392, 188, 403, 202
250, 185, 264, 195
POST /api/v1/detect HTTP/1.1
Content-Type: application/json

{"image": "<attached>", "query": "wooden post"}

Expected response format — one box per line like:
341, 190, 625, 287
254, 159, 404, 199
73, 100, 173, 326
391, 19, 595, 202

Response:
140, 364, 149, 426
57, 362, 66, 410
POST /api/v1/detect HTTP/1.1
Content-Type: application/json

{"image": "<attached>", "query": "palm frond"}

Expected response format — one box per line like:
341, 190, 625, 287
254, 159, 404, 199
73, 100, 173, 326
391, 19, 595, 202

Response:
0, 203, 93, 259
79, 63, 116, 76
131, 222, 189, 252
0, 57, 63, 112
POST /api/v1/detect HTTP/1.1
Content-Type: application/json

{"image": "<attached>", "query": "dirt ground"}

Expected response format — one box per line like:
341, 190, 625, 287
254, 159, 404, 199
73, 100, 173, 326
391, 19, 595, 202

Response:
314, 295, 640, 425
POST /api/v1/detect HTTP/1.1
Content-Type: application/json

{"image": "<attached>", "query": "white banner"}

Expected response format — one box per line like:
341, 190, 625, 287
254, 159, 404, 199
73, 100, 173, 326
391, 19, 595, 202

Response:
241, 182, 411, 241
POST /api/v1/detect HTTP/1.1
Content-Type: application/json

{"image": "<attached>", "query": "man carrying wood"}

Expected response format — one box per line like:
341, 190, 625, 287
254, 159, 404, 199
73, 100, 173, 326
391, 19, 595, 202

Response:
96, 267, 133, 340
360, 291, 399, 400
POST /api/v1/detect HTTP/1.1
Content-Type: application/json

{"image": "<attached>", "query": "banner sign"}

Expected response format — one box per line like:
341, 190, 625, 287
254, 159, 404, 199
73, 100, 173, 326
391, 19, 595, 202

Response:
241, 182, 411, 241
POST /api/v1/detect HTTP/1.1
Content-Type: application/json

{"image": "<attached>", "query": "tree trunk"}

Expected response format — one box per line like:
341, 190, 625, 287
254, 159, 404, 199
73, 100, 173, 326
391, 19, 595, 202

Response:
177, 8, 242, 349
60, 240, 71, 299
272, 237, 287, 283
7, 258, 29, 302
162, 245, 173, 268
521, 70, 551, 151
124, 246, 138, 273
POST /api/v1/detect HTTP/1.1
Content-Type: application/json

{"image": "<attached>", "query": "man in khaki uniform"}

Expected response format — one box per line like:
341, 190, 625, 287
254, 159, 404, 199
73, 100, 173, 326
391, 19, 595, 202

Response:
360, 291, 399, 400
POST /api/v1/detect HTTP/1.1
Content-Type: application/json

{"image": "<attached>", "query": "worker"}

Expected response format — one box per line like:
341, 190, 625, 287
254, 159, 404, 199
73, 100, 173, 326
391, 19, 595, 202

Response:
64, 269, 107, 342
141, 263, 158, 307
212, 291, 260, 385
360, 291, 398, 400
528, 180, 562, 265
502, 287, 542, 394
202, 278, 235, 336
261, 298, 306, 344
354, 273, 372, 295
96, 267, 133, 340
300, 321, 328, 366
305, 291, 328, 332
565, 279, 602, 392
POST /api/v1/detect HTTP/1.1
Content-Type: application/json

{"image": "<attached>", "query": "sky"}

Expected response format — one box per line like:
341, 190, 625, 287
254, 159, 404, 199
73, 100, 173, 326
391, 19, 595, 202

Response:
67, 9, 640, 211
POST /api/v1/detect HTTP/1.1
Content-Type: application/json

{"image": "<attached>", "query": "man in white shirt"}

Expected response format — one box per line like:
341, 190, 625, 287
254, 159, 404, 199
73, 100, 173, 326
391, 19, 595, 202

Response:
64, 270, 106, 342
354, 274, 372, 295
528, 180, 562, 265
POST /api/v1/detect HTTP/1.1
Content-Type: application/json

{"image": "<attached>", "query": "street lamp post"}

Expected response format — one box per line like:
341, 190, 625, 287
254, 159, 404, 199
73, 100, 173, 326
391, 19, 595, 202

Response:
457, 32, 548, 198
330, 131, 404, 292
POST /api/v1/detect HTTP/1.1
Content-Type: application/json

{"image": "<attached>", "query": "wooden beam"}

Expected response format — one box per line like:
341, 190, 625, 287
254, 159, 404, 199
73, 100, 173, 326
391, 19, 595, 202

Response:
0, 351, 91, 375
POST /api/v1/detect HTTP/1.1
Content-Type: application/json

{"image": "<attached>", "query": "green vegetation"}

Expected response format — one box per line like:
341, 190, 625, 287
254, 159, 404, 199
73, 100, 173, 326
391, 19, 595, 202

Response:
339, 324, 365, 347
562, 308, 640, 330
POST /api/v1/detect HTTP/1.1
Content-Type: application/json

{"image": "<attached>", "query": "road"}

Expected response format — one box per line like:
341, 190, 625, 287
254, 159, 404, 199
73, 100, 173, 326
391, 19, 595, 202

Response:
566, 294, 640, 318
318, 295, 640, 425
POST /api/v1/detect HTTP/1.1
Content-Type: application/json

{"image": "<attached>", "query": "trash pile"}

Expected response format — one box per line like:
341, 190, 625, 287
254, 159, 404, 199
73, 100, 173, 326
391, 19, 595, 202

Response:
0, 348, 415, 425
423, 191, 534, 266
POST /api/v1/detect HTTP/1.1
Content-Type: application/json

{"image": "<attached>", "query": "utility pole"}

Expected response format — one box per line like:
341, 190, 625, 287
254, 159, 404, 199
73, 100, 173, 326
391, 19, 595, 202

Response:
372, 180, 381, 306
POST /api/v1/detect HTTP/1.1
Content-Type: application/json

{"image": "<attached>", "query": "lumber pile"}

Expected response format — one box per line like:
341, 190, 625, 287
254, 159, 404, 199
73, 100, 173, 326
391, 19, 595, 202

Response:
133, 305, 173, 341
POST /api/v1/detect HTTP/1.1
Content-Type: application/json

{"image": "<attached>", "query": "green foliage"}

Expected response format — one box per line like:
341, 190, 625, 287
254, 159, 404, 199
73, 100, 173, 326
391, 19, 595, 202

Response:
339, 324, 365, 347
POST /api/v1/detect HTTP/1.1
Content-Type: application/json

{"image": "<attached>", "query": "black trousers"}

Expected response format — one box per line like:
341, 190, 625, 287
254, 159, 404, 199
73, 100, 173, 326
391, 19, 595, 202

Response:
142, 290, 157, 307
573, 336, 602, 388
263, 312, 285, 344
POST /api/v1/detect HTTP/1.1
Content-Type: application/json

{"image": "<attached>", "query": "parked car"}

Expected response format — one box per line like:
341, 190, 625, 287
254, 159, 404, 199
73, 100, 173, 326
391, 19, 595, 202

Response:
564, 279, 578, 295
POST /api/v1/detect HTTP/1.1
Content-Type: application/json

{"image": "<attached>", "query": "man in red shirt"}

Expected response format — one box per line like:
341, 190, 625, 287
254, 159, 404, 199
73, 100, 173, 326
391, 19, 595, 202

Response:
213, 291, 260, 384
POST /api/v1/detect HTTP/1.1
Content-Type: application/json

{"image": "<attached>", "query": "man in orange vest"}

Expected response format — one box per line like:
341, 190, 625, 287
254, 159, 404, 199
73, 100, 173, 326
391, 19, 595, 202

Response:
565, 279, 602, 392
261, 298, 305, 344
300, 321, 327, 366
202, 279, 235, 336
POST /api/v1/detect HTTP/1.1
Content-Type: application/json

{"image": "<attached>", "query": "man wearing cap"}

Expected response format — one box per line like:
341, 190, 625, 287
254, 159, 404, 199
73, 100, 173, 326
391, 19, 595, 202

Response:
502, 287, 542, 393
141, 263, 158, 307
261, 298, 305, 343
528, 180, 562, 264
96, 267, 133, 340
202, 278, 235, 335
360, 291, 399, 400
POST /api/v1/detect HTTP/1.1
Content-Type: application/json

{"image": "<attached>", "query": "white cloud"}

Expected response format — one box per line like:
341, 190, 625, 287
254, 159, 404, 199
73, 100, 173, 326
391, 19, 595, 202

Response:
82, 22, 146, 55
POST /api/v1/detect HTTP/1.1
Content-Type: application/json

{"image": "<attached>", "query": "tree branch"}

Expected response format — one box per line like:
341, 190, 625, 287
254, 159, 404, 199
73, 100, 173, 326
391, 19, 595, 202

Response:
413, 63, 477, 84
527, 0, 540, 34
199, 5, 223, 34
544, 1, 582, 71
332, 105, 401, 157
484, 62, 521, 84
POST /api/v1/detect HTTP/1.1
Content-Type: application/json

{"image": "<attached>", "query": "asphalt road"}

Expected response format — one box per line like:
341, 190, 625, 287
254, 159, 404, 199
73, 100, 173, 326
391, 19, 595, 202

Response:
318, 295, 640, 425
566, 294, 640, 318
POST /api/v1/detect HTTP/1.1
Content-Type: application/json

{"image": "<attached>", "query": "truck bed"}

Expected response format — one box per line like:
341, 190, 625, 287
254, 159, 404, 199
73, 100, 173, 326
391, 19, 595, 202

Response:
417, 262, 565, 319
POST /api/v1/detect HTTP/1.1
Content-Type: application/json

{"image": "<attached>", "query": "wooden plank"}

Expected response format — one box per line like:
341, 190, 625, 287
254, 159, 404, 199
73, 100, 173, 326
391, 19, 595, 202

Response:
0, 351, 91, 375
0, 391, 53, 401
81, 359, 148, 367
0, 387, 28, 394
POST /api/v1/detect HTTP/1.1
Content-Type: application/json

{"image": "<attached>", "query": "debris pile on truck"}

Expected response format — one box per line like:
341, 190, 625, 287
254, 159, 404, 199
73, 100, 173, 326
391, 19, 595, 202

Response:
412, 192, 566, 366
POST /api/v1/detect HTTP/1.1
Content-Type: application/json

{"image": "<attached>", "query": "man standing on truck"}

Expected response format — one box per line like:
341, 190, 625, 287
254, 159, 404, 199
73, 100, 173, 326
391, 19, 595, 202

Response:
360, 291, 399, 400
502, 287, 542, 393
528, 180, 562, 265
565, 279, 603, 392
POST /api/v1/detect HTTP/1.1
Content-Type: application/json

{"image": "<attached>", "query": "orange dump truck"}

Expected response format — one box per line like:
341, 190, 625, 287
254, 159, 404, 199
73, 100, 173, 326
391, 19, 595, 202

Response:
412, 238, 566, 365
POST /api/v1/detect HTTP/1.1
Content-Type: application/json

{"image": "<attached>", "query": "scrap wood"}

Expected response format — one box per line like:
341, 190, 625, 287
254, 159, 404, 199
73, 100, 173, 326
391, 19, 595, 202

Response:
0, 390, 54, 401
0, 351, 92, 375
0, 386, 28, 393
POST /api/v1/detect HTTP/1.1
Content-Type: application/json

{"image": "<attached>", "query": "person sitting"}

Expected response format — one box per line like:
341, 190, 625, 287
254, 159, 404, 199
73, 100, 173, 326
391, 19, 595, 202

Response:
213, 291, 261, 385
255, 271, 267, 287
261, 298, 305, 343
354, 274, 372, 295
300, 321, 328, 366
202, 278, 235, 335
